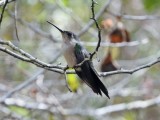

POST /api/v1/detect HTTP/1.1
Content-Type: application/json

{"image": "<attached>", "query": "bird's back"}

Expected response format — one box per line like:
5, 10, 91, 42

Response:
74, 44, 110, 98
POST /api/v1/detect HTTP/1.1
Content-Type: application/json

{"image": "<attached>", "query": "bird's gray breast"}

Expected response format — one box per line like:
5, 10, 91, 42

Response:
62, 42, 77, 67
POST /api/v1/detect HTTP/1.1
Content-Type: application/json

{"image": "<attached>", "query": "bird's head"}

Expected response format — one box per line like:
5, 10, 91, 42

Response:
47, 21, 78, 43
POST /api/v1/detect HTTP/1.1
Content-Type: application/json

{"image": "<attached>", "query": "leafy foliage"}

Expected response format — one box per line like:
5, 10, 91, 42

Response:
143, 0, 160, 11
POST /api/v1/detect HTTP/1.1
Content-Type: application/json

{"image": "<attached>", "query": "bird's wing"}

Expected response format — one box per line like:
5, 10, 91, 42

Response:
74, 43, 110, 98
74, 44, 97, 90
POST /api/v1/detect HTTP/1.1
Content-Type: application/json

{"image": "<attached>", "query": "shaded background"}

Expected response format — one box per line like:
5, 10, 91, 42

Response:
0, 0, 160, 120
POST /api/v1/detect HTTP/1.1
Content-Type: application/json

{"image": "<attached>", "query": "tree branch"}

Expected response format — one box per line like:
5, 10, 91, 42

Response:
0, 0, 9, 27
0, 50, 63, 101
80, 38, 149, 47
99, 57, 160, 77
1, 95, 160, 116
108, 11, 160, 20
0, 39, 160, 77
90, 0, 102, 59
0, 0, 15, 6
13, 1, 20, 41
0, 40, 65, 70
77, 0, 112, 36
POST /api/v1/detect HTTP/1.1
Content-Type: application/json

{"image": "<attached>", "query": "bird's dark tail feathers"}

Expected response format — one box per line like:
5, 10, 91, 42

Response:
90, 67, 110, 99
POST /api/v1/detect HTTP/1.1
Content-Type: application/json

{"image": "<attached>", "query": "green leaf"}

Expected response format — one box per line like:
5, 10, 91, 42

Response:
49, 113, 55, 120
62, 0, 69, 6
124, 111, 136, 120
143, 0, 160, 11
9, 106, 30, 117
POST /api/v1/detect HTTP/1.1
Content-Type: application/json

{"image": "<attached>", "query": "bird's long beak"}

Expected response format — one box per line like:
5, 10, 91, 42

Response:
47, 21, 64, 33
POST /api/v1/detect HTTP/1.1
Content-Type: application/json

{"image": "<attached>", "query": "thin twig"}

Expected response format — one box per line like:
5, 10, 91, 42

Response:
13, 1, 20, 41
0, 0, 15, 6
0, 46, 30, 62
56, 1, 98, 38
108, 11, 160, 20
0, 0, 9, 27
78, 0, 112, 36
90, 0, 102, 60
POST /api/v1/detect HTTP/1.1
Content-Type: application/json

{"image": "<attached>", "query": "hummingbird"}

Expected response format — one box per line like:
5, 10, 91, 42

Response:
47, 21, 110, 98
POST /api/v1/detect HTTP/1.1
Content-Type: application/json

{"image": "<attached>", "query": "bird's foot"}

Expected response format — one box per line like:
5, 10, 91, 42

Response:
64, 65, 69, 71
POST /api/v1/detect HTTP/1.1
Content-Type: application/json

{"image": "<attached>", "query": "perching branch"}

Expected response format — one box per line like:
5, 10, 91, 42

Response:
65, 56, 160, 77
0, 39, 160, 77
99, 57, 160, 77
0, 40, 65, 71
0, 45, 64, 74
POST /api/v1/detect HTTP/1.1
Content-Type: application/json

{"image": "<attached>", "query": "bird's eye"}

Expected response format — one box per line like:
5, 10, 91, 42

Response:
67, 32, 72, 37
